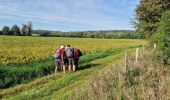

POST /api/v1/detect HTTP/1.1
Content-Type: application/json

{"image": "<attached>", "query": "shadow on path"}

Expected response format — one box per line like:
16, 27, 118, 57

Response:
77, 64, 100, 71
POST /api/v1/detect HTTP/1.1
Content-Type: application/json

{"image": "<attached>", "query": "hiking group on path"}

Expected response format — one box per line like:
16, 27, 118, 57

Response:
52, 44, 82, 74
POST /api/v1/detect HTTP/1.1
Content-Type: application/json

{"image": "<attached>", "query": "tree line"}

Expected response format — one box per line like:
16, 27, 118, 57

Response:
0, 22, 140, 39
0, 22, 32, 36
32, 30, 140, 39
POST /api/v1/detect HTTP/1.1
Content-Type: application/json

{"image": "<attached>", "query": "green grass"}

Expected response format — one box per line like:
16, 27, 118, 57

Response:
0, 46, 139, 100
0, 47, 122, 89
0, 36, 148, 99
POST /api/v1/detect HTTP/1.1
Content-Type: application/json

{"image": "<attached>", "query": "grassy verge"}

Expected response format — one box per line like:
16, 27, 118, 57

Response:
71, 50, 170, 100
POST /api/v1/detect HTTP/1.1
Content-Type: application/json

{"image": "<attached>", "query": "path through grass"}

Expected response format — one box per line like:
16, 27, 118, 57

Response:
0, 46, 139, 100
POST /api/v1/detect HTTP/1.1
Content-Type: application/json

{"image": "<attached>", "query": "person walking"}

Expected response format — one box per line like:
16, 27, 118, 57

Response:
73, 48, 82, 70
64, 48, 69, 70
53, 45, 66, 75
65, 44, 76, 72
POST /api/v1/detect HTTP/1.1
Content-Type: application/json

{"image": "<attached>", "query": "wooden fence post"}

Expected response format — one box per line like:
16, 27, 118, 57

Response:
153, 43, 156, 52
154, 43, 156, 49
125, 52, 128, 72
143, 45, 145, 54
152, 43, 157, 53
135, 48, 139, 63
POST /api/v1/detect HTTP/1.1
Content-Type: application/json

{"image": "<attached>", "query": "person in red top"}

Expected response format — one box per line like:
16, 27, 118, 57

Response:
53, 45, 66, 75
74, 48, 82, 70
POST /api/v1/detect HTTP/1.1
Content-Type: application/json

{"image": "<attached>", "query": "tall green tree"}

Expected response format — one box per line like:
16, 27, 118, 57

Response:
11, 24, 21, 36
2, 26, 10, 35
134, 0, 170, 38
153, 11, 170, 65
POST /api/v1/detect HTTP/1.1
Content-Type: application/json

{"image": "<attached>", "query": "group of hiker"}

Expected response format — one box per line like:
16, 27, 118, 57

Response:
52, 44, 82, 74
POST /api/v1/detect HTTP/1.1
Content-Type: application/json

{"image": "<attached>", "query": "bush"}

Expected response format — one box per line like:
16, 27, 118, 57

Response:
153, 11, 170, 65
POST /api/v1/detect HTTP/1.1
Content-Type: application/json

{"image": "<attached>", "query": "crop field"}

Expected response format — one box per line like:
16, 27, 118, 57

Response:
0, 36, 146, 65
0, 36, 147, 99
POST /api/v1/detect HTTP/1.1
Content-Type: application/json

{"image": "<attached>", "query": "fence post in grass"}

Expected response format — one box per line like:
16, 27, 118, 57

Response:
143, 44, 145, 54
151, 43, 157, 53
153, 43, 156, 52
135, 48, 139, 63
125, 52, 128, 72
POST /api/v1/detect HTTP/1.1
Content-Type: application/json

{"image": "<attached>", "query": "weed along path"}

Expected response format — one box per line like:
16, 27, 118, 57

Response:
0, 46, 140, 100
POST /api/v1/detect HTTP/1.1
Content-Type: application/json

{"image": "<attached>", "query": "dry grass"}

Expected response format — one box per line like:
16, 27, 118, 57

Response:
72, 50, 170, 100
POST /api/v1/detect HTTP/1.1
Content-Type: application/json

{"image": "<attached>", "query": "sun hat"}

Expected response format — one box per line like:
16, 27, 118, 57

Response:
60, 45, 64, 49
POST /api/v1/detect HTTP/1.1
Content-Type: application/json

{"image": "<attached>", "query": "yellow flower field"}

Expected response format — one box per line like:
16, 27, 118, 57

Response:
0, 36, 147, 65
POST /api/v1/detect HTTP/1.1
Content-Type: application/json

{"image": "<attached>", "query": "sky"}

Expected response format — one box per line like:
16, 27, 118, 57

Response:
0, 0, 139, 31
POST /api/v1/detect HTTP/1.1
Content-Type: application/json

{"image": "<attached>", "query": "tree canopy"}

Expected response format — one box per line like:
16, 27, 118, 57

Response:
2, 26, 10, 35
11, 25, 21, 36
153, 11, 170, 65
134, 0, 170, 39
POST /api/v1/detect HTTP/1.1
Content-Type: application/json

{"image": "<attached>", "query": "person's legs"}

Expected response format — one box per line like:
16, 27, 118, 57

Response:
75, 58, 79, 70
71, 58, 76, 72
60, 60, 66, 73
73, 65, 76, 72
69, 65, 71, 72
68, 58, 72, 72
63, 65, 66, 73
64, 58, 69, 71
60, 64, 63, 71
55, 67, 58, 75
68, 58, 76, 72
55, 59, 59, 75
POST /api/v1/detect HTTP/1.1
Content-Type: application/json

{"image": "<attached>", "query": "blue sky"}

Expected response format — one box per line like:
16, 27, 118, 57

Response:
0, 0, 139, 31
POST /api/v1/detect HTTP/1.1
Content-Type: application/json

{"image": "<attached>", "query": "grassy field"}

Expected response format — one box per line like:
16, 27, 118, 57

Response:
0, 36, 147, 99
0, 47, 138, 99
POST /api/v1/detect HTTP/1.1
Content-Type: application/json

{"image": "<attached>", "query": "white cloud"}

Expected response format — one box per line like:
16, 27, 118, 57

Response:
0, 0, 137, 31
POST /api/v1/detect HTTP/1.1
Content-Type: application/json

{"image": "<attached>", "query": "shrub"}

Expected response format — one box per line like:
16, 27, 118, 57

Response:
153, 11, 170, 65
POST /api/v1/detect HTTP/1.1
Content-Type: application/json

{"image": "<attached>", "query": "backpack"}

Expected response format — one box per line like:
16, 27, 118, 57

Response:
66, 47, 74, 58
74, 48, 82, 58
74, 48, 79, 58
54, 49, 61, 59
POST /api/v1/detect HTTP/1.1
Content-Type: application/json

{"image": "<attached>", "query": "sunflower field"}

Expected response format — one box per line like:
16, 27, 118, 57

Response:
0, 36, 147, 65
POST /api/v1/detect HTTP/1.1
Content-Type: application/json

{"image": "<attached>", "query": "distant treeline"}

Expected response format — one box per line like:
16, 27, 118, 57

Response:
32, 30, 140, 39
0, 23, 140, 39
0, 22, 32, 36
